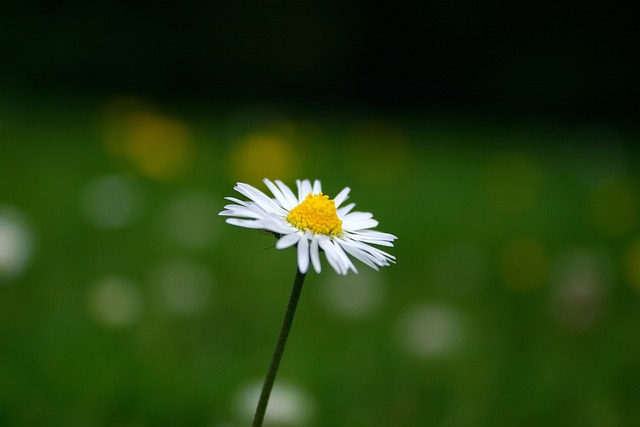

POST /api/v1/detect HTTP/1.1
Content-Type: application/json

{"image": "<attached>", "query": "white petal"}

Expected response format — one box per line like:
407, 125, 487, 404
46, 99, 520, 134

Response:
362, 229, 397, 241
346, 229, 397, 246
264, 179, 295, 210
225, 218, 265, 229
236, 183, 286, 216
343, 218, 379, 230
224, 196, 250, 207
339, 240, 381, 270
297, 236, 309, 274
336, 203, 356, 218
261, 217, 295, 235
333, 187, 350, 208
342, 211, 379, 230
219, 206, 265, 219
297, 180, 313, 202
312, 179, 322, 194
332, 240, 358, 274
340, 237, 396, 264
310, 237, 321, 273
342, 211, 374, 222
276, 233, 300, 249
318, 238, 341, 275
275, 180, 299, 209
318, 237, 355, 275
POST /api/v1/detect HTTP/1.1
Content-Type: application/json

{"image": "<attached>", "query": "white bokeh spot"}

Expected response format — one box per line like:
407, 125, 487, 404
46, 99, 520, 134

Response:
396, 303, 465, 359
81, 174, 143, 229
158, 191, 218, 249
320, 269, 384, 319
0, 206, 34, 281
151, 259, 213, 315
87, 276, 141, 328
233, 380, 314, 426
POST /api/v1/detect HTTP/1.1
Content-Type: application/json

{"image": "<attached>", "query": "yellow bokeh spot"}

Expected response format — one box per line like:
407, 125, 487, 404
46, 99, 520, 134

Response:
586, 177, 637, 237
499, 238, 549, 291
100, 97, 194, 180
624, 238, 640, 292
229, 133, 298, 185
288, 193, 342, 235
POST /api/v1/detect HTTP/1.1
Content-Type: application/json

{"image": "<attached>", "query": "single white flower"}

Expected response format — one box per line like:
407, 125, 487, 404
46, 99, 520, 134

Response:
220, 179, 397, 275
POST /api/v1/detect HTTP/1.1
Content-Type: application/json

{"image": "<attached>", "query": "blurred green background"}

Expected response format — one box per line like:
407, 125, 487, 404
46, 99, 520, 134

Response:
1, 1, 640, 426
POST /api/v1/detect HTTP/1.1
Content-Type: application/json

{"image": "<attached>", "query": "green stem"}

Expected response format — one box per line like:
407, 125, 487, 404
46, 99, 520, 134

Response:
253, 268, 307, 427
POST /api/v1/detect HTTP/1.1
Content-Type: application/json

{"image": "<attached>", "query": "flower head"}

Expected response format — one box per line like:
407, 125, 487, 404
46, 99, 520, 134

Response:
220, 179, 397, 275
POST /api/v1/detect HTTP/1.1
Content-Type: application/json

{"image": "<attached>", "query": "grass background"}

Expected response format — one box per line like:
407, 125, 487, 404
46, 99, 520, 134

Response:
1, 98, 639, 426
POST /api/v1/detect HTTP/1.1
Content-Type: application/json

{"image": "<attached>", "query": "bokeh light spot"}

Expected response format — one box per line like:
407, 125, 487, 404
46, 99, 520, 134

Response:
151, 259, 213, 316
0, 207, 34, 282
100, 97, 194, 180
586, 177, 637, 237
233, 380, 315, 426
498, 238, 549, 291
229, 132, 298, 185
484, 150, 541, 212
319, 269, 384, 319
395, 303, 464, 359
550, 251, 610, 333
87, 276, 141, 328
156, 191, 218, 249
81, 174, 143, 229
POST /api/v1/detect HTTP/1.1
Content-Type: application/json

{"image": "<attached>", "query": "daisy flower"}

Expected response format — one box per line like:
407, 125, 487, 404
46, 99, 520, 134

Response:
220, 178, 396, 275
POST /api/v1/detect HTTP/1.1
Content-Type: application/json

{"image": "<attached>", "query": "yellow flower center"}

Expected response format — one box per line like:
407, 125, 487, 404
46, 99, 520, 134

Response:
287, 192, 343, 235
